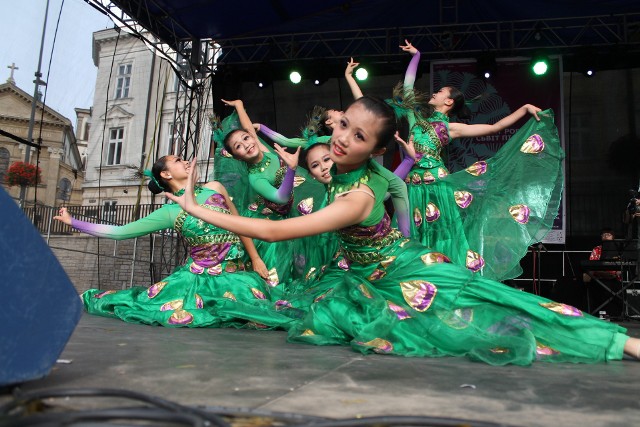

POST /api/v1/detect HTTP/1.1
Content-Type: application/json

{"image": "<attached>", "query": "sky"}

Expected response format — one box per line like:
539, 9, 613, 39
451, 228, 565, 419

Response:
0, 0, 113, 128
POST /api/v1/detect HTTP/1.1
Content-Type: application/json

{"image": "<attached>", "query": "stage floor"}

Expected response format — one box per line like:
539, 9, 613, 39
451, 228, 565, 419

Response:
4, 314, 640, 426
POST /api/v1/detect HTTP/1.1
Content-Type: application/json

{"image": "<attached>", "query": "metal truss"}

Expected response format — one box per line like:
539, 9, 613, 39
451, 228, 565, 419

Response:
215, 13, 640, 66
86, 0, 219, 89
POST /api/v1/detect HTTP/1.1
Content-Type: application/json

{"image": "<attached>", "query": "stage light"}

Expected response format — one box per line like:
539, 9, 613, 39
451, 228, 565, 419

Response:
355, 67, 368, 81
476, 54, 497, 79
289, 70, 302, 84
531, 55, 549, 76
310, 63, 328, 86
252, 61, 273, 89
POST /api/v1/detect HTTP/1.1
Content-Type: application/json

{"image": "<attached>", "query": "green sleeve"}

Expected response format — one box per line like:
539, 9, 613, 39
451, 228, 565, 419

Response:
71, 204, 180, 240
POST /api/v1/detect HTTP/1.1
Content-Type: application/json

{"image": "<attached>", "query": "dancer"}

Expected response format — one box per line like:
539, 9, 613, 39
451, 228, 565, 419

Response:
54, 155, 293, 329
218, 98, 307, 287
382, 40, 564, 281
168, 95, 640, 365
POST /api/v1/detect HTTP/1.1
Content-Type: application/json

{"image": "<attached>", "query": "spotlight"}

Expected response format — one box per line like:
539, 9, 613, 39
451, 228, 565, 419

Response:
355, 67, 368, 81
530, 54, 549, 76
310, 63, 328, 86
476, 54, 497, 79
585, 68, 595, 77
253, 62, 273, 89
289, 70, 302, 84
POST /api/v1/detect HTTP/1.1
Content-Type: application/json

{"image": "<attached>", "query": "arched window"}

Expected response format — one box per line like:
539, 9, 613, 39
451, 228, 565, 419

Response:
57, 177, 72, 201
0, 148, 10, 184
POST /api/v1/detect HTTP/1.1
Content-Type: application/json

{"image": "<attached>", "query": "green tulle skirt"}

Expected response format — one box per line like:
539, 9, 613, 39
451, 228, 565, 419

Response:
405, 111, 564, 281
287, 238, 628, 365
82, 260, 294, 329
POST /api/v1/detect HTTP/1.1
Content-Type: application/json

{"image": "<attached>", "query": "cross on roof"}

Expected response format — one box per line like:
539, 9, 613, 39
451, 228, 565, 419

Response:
7, 63, 18, 84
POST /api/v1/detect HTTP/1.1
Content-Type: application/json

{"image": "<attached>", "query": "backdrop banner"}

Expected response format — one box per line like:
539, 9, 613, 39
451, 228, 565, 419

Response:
431, 56, 566, 244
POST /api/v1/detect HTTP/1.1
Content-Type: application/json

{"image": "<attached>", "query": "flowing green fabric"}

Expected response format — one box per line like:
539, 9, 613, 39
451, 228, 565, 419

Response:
401, 109, 564, 281
79, 187, 293, 329
286, 160, 628, 365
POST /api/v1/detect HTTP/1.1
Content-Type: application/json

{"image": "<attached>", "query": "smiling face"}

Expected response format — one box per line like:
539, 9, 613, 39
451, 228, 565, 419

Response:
329, 102, 386, 173
305, 144, 333, 184
226, 130, 262, 162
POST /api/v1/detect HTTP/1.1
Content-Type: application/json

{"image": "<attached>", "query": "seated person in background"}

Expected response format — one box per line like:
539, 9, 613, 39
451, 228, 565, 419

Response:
583, 228, 622, 281
583, 227, 623, 318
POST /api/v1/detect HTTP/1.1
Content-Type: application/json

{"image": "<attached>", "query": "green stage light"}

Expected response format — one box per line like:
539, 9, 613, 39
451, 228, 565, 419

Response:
355, 67, 368, 81
532, 58, 549, 76
289, 70, 302, 84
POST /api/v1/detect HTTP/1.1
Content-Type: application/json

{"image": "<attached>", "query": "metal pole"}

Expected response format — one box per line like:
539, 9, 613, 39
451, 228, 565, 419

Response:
19, 0, 50, 207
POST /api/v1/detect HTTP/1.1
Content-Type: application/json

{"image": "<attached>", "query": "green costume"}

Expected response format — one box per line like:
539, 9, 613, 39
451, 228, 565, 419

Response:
400, 109, 564, 281
287, 160, 627, 365
77, 187, 293, 329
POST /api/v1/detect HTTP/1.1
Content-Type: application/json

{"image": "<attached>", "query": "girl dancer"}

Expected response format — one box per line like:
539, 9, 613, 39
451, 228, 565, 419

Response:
54, 155, 293, 329
382, 41, 563, 281
217, 99, 304, 287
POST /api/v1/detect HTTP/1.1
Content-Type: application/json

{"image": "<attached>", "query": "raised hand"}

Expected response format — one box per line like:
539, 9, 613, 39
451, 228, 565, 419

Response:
53, 207, 73, 225
394, 131, 416, 160
273, 143, 300, 170
253, 123, 261, 132
345, 58, 359, 78
400, 39, 418, 55
221, 99, 243, 109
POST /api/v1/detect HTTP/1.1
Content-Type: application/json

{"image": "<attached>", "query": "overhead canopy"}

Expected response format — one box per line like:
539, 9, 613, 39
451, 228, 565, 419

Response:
94, 0, 640, 77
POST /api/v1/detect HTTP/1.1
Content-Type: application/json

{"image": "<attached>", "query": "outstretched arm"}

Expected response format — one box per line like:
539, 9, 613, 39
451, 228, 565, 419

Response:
255, 123, 307, 148
222, 99, 270, 152
53, 206, 175, 240
449, 104, 542, 139
345, 58, 363, 100
167, 159, 374, 241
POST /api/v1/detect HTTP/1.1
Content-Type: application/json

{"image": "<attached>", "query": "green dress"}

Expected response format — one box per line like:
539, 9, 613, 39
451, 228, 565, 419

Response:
401, 109, 564, 281
213, 112, 331, 286
77, 187, 293, 329
287, 161, 628, 365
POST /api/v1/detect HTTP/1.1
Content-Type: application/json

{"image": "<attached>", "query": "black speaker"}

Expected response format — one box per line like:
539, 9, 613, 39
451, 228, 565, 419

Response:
0, 188, 83, 386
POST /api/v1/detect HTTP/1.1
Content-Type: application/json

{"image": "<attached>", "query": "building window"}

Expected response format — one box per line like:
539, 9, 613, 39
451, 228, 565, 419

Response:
57, 178, 72, 201
107, 127, 124, 165
0, 147, 9, 184
115, 64, 132, 99
83, 122, 90, 141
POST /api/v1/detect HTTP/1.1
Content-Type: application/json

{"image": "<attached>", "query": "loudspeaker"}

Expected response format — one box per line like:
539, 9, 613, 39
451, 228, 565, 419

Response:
0, 188, 83, 386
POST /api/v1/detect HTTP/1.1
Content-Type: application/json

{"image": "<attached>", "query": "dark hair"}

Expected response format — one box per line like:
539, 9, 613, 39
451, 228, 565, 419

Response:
223, 129, 244, 159
350, 95, 397, 150
148, 156, 170, 195
446, 86, 471, 120
600, 227, 614, 237
317, 109, 334, 136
